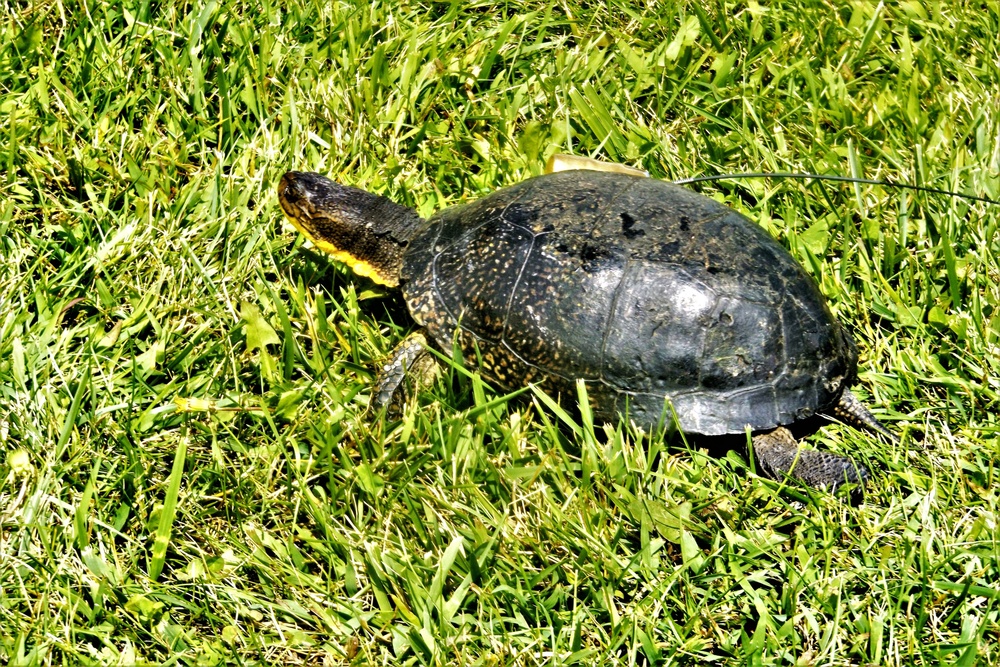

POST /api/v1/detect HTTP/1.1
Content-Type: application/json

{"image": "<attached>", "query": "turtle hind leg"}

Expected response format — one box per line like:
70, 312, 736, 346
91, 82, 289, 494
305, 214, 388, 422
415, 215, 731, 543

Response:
752, 426, 869, 496
374, 331, 437, 417
833, 389, 898, 443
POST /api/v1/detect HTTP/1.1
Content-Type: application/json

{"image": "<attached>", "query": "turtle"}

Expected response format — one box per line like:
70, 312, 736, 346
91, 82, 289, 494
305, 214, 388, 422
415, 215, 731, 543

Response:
277, 157, 895, 495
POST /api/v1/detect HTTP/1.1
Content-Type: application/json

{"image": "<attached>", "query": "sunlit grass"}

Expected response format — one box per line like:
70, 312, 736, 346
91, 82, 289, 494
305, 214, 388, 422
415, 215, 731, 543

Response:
1, 1, 999, 665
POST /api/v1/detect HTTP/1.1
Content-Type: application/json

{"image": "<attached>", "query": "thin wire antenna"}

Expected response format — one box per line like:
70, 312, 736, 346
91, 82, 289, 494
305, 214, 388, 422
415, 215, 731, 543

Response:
671, 172, 1000, 207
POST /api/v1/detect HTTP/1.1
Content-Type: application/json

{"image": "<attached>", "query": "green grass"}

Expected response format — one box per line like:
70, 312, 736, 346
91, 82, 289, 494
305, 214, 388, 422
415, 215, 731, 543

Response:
2, 0, 1000, 664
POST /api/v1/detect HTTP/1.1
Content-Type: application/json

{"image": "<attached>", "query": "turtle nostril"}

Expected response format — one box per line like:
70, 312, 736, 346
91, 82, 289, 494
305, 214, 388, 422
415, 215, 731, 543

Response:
279, 174, 305, 204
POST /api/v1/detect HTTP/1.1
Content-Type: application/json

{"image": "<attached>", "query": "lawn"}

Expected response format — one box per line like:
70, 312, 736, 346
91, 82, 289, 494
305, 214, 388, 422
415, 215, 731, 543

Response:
2, 1, 999, 665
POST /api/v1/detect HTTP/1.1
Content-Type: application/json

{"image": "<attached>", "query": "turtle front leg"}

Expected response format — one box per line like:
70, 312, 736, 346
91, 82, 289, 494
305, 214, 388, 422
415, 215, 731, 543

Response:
374, 331, 438, 415
751, 427, 869, 495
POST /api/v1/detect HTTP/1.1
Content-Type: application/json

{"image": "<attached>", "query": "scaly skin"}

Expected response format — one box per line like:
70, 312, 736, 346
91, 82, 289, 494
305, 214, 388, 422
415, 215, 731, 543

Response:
375, 332, 435, 417
752, 426, 868, 497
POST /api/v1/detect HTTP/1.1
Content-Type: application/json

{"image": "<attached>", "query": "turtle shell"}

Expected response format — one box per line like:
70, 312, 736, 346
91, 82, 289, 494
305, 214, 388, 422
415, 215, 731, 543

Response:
400, 170, 857, 435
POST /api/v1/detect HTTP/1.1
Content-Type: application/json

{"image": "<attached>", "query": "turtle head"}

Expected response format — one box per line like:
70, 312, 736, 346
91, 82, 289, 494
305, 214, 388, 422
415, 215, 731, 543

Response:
278, 171, 424, 287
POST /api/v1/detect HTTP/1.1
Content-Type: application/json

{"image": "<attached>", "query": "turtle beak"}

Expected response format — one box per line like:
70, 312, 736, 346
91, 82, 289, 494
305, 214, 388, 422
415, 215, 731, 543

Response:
279, 171, 342, 215
278, 171, 311, 217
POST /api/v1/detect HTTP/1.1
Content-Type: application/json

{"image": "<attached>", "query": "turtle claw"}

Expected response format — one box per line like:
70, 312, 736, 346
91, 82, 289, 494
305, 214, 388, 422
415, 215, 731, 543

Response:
832, 389, 898, 444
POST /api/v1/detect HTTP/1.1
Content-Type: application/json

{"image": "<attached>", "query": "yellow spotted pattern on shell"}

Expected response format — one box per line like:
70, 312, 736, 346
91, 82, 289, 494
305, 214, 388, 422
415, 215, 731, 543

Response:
400, 169, 857, 435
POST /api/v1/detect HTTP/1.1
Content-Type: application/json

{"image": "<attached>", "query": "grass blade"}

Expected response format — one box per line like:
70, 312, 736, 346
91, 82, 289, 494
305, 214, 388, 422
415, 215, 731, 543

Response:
148, 433, 187, 581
